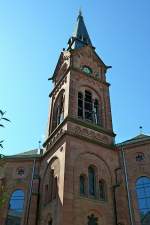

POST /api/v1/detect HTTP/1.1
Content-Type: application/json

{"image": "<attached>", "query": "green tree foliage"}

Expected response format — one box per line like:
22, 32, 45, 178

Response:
0, 109, 10, 207
0, 185, 8, 208
0, 110, 10, 149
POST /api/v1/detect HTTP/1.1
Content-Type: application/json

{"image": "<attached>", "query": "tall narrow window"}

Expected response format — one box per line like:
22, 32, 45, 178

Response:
48, 219, 53, 225
88, 167, 96, 196
52, 90, 65, 131
56, 95, 64, 126
6, 190, 25, 225
99, 180, 106, 200
77, 90, 101, 126
56, 106, 60, 126
93, 99, 99, 124
85, 91, 93, 121
59, 95, 64, 123
136, 177, 150, 224
78, 92, 83, 118
80, 175, 86, 195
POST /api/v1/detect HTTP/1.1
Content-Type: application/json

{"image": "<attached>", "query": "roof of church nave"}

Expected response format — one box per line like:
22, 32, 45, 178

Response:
4, 148, 41, 159
2, 133, 150, 159
118, 133, 150, 147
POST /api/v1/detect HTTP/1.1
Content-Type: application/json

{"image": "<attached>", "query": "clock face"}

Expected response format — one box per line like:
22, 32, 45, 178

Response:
82, 66, 92, 75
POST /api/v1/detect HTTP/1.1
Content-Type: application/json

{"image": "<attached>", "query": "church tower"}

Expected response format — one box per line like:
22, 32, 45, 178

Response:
40, 11, 120, 225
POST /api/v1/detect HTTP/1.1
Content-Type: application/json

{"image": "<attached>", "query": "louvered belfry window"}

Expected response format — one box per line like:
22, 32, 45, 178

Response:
78, 90, 100, 125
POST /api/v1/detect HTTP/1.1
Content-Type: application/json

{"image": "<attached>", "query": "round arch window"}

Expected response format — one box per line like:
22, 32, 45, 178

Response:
136, 177, 150, 224
6, 190, 25, 225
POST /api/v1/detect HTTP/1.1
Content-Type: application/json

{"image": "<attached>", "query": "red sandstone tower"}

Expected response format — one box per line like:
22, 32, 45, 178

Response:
40, 11, 120, 225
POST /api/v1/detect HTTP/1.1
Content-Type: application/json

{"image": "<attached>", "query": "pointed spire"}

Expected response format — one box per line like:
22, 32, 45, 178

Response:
67, 10, 93, 50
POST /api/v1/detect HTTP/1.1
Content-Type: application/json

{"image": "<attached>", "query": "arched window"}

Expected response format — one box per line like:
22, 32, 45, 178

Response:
52, 91, 65, 131
77, 90, 101, 125
56, 94, 64, 126
136, 177, 150, 224
80, 175, 86, 195
87, 214, 98, 225
88, 166, 96, 196
6, 190, 25, 225
48, 219, 52, 225
99, 180, 106, 200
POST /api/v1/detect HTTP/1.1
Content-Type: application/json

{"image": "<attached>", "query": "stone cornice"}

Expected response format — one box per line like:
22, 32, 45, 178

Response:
68, 117, 116, 137
43, 116, 116, 153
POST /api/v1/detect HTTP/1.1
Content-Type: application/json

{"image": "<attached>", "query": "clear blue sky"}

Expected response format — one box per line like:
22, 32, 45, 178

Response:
0, 0, 150, 155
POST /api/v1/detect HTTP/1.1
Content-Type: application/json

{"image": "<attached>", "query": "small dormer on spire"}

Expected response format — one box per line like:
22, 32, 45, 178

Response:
67, 10, 93, 50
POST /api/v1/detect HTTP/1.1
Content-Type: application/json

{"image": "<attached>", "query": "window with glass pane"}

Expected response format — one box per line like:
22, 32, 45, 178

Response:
136, 177, 150, 224
5, 190, 25, 225
80, 175, 86, 195
93, 99, 99, 124
52, 90, 65, 131
88, 167, 96, 196
85, 91, 93, 121
59, 95, 64, 124
56, 95, 64, 126
77, 90, 101, 126
136, 152, 145, 162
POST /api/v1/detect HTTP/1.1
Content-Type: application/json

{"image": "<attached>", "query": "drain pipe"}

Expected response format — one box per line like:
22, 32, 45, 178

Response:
121, 145, 134, 225
113, 168, 121, 225
35, 176, 40, 225
26, 158, 36, 225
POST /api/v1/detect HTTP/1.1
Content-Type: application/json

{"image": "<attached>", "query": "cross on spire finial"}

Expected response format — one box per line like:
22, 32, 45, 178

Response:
38, 140, 41, 149
79, 7, 82, 17
139, 126, 143, 135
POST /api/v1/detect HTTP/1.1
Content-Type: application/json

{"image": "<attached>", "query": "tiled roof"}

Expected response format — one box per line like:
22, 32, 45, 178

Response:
118, 134, 150, 146
5, 148, 41, 159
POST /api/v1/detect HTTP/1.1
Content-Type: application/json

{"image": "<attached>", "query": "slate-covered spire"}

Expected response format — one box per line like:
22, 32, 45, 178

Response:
67, 10, 93, 50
